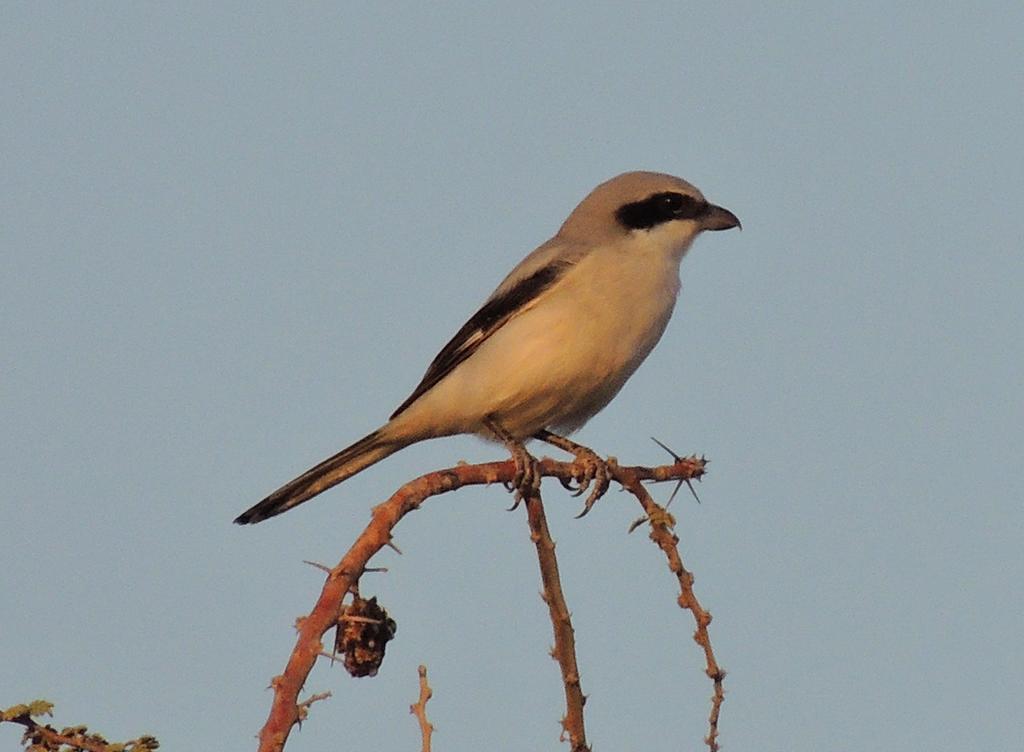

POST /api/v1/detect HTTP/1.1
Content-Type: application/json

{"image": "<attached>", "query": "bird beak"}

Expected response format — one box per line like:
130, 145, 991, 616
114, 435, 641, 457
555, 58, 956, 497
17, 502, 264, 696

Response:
701, 203, 741, 231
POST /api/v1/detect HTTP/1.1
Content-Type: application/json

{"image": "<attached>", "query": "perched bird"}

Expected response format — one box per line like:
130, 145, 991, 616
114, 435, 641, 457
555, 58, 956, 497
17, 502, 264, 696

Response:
235, 171, 739, 524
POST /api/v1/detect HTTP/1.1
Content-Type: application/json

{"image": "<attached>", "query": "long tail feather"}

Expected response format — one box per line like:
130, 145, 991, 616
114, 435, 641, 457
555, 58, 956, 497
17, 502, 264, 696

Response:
234, 429, 402, 524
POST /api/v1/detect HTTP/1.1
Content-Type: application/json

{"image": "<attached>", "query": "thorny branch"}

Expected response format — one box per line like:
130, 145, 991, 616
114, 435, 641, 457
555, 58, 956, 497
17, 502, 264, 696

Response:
523, 490, 588, 752
252, 452, 711, 752
616, 459, 726, 751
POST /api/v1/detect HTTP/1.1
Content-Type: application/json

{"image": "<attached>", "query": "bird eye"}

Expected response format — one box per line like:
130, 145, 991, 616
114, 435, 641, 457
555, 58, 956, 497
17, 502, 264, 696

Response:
662, 194, 683, 212
615, 191, 706, 230
665, 193, 702, 219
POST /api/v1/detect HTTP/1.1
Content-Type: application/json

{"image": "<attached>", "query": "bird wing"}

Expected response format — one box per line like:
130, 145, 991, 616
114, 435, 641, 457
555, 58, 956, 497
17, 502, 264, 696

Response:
390, 240, 585, 419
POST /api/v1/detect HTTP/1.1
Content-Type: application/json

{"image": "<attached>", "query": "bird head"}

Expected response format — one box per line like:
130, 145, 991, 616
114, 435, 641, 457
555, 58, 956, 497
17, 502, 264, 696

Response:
558, 171, 740, 258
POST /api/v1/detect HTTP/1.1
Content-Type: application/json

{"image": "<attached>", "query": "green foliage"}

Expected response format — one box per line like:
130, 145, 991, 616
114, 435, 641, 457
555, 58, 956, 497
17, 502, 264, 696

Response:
2, 701, 54, 721
1, 701, 159, 751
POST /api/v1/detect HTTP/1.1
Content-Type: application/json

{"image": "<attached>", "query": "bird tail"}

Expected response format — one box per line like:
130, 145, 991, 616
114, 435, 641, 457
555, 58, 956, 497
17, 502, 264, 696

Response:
234, 428, 404, 524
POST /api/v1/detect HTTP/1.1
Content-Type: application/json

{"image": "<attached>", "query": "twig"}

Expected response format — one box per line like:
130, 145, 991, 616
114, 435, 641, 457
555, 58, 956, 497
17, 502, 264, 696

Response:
409, 665, 434, 752
9, 718, 112, 752
296, 691, 331, 722
614, 462, 724, 751
524, 489, 588, 751
253, 453, 707, 752
3, 704, 159, 752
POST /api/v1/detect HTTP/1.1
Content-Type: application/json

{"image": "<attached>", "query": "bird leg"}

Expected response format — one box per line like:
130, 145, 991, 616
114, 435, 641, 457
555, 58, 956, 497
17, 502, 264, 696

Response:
534, 429, 611, 517
484, 417, 541, 509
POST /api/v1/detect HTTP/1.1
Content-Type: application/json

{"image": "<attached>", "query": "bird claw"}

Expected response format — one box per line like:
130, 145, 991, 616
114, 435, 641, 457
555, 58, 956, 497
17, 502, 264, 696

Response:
570, 447, 611, 518
533, 429, 613, 517
505, 443, 540, 510
487, 417, 541, 510
503, 480, 521, 511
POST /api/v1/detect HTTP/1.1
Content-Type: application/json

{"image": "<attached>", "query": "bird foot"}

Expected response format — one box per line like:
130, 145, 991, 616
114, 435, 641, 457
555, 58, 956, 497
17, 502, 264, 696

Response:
486, 417, 542, 510
567, 446, 611, 517
504, 442, 541, 510
535, 430, 611, 517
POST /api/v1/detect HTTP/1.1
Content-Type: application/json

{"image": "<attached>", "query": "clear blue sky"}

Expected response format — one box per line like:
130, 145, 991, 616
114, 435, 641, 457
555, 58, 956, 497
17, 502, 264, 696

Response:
3, 3, 1022, 750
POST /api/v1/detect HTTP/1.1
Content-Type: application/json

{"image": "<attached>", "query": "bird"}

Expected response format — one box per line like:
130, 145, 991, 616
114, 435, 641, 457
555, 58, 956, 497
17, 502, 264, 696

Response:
235, 171, 739, 524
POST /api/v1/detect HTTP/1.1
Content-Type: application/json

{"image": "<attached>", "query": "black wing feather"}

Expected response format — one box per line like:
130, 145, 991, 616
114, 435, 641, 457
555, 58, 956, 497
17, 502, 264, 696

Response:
390, 261, 568, 419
